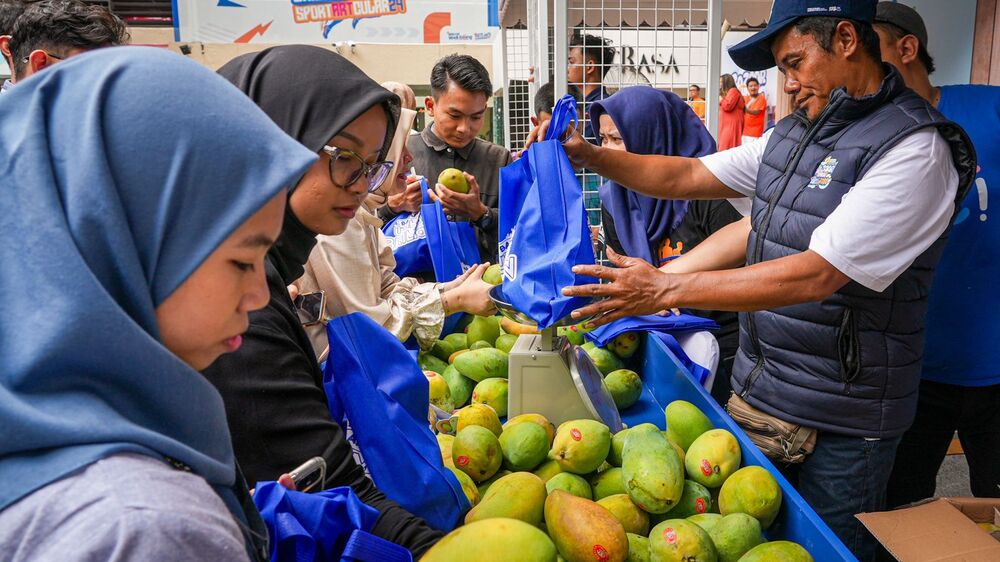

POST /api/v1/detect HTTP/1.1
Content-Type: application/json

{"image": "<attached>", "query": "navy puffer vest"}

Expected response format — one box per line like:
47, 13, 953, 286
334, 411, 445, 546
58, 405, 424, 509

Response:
731, 66, 976, 438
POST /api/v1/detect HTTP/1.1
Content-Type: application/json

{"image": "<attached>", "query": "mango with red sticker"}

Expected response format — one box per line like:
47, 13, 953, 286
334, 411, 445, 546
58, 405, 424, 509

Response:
452, 425, 503, 483
621, 424, 685, 514
684, 429, 741, 488
544, 490, 628, 562
609, 331, 641, 359
550, 419, 612, 474
648, 519, 718, 562
718, 466, 782, 529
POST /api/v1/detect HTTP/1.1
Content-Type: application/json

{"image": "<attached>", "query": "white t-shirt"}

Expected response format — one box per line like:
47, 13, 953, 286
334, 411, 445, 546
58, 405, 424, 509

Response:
701, 129, 959, 292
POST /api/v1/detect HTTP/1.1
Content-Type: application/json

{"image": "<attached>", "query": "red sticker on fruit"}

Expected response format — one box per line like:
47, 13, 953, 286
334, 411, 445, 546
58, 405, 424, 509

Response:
592, 545, 609, 561
571, 428, 582, 441
700, 459, 713, 476
695, 498, 707, 513
663, 527, 677, 544
472, 392, 478, 401
628, 334, 637, 341
456, 456, 469, 467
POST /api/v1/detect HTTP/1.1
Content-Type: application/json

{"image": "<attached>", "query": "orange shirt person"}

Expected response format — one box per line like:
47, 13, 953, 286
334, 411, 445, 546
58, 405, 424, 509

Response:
743, 77, 767, 139
687, 84, 706, 120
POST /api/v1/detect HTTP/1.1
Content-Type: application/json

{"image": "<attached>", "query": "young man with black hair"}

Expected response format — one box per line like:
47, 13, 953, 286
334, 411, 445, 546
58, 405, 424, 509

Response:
569, 33, 615, 145
387, 54, 510, 266
531, 81, 582, 126
0, 0, 23, 93
686, 84, 706, 120
872, 1, 1000, 509
742, 77, 767, 141
7, 0, 128, 84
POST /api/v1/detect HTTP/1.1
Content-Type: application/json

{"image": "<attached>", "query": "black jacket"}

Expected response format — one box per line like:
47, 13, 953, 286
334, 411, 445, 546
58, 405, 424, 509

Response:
203, 209, 443, 558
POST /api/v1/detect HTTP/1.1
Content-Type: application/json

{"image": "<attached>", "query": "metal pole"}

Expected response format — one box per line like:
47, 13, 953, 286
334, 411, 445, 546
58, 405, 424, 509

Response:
706, 0, 723, 140
500, 26, 512, 151
535, 0, 550, 92
553, 0, 567, 99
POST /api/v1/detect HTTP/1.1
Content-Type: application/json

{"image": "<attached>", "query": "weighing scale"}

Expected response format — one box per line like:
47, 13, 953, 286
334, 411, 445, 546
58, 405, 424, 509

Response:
489, 286, 624, 433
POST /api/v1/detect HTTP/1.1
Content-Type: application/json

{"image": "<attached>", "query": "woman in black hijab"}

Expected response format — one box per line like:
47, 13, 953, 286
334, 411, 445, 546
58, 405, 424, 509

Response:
203, 45, 442, 556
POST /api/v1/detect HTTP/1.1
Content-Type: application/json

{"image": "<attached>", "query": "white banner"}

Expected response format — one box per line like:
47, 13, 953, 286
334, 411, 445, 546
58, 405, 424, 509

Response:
173, 0, 498, 45
720, 30, 779, 112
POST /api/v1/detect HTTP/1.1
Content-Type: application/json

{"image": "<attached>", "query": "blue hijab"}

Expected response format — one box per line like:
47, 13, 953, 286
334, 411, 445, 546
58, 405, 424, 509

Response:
0, 48, 316, 512
590, 87, 717, 264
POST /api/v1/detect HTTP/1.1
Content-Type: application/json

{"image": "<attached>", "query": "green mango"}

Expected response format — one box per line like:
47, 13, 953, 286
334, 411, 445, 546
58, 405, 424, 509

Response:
443, 332, 469, 351
550, 419, 611, 475
476, 468, 511, 497
455, 403, 503, 436
454, 348, 509, 382
545, 491, 629, 562
664, 480, 713, 519
421, 518, 558, 562
499, 422, 549, 471
504, 413, 555, 445
545, 472, 592, 500
438, 167, 470, 193
532, 459, 565, 483
605, 369, 643, 410
483, 263, 502, 285
626, 533, 651, 562
466, 472, 547, 526
584, 345, 625, 376
738, 541, 813, 562
557, 325, 585, 345
495, 333, 518, 353
581, 341, 597, 352
447, 465, 480, 507
608, 428, 631, 466
590, 467, 627, 500
430, 339, 456, 362
686, 513, 723, 534
596, 494, 650, 536
718, 466, 782, 529
665, 400, 714, 452
471, 340, 493, 350
609, 331, 641, 359
418, 352, 449, 374
472, 377, 509, 417
707, 513, 764, 562
621, 424, 684, 514
442, 365, 476, 408
453, 425, 503, 483
684, 429, 741, 488
647, 519, 718, 562
467, 315, 502, 347
425, 370, 454, 412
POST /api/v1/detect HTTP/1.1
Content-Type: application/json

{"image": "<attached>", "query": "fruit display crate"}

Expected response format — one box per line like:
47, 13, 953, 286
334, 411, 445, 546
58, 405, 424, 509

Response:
622, 336, 859, 562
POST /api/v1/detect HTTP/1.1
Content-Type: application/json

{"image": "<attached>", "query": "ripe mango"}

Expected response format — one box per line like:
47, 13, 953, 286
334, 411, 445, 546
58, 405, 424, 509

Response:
418, 352, 449, 375
550, 419, 612, 475
443, 332, 468, 351
557, 324, 586, 345
648, 519, 718, 562
467, 315, 502, 347
584, 345, 625, 376
665, 400, 713, 452
421, 517, 558, 562
597, 494, 650, 535
500, 317, 540, 335
718, 466, 781, 529
455, 403, 503, 436
504, 413, 556, 445
591, 466, 627, 500
621, 424, 684, 514
684, 429, 741, 488
545, 472, 592, 500
608, 428, 631, 466
483, 263, 502, 285
476, 469, 511, 498
437, 433, 455, 468
453, 425, 503, 482
472, 377, 509, 417
447, 465, 480, 507
454, 347, 509, 382
707, 513, 764, 562
532, 459, 565, 483
438, 167, 470, 194
495, 333, 518, 353
664, 480, 713, 519
606, 369, 643, 410
666, 436, 686, 467
545, 490, 629, 562
626, 533, 651, 562
609, 331, 641, 359
499, 421, 549, 471
737, 541, 813, 562
448, 349, 470, 364
466, 471, 547, 526
442, 364, 475, 408
686, 513, 723, 534
425, 370, 454, 412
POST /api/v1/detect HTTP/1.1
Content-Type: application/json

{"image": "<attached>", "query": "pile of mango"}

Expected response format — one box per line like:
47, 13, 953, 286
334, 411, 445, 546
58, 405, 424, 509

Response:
424, 401, 814, 562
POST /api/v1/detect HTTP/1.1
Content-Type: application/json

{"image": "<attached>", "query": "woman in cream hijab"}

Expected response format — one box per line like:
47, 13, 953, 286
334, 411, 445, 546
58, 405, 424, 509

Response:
298, 105, 495, 360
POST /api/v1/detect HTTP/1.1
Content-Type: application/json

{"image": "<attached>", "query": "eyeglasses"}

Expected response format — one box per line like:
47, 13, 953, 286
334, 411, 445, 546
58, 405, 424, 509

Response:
21, 50, 64, 65
321, 146, 393, 193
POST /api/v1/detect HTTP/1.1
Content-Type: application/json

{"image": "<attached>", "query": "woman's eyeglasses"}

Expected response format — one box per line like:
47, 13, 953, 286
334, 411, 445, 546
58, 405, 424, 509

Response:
321, 146, 393, 193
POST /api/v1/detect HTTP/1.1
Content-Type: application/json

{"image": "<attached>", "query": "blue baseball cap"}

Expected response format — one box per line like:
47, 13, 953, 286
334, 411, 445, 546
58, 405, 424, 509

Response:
728, 0, 877, 71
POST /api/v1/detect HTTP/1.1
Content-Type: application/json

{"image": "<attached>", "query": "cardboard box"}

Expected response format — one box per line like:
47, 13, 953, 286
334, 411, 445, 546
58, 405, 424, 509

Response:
857, 497, 1000, 561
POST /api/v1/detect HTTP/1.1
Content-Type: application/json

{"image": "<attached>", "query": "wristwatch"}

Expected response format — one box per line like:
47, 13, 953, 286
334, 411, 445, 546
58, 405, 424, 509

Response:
474, 206, 493, 229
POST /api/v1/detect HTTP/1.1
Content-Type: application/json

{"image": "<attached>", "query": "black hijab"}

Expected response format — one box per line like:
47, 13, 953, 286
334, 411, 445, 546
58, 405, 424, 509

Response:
218, 45, 400, 283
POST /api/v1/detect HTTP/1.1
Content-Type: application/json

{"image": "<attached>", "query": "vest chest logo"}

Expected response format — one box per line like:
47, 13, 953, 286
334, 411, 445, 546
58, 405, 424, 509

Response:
807, 156, 839, 190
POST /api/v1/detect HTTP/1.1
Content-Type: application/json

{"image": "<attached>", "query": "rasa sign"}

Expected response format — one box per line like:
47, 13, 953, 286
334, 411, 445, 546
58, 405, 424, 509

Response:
172, 0, 499, 44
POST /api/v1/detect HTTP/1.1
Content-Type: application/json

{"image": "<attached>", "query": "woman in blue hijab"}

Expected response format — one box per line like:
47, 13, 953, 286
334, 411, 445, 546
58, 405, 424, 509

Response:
590, 86, 744, 404
0, 47, 316, 561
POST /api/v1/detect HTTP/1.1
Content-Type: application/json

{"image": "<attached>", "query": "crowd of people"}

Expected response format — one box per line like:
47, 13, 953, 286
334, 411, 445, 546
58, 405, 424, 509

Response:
0, 0, 996, 561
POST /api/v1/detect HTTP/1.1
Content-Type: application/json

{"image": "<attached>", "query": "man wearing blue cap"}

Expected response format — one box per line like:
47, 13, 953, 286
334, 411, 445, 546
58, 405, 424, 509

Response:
540, 1, 977, 557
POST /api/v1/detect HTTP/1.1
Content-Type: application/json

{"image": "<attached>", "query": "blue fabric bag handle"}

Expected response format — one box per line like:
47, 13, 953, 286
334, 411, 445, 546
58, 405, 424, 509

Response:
323, 313, 469, 531
252, 482, 411, 562
498, 95, 597, 328
584, 314, 719, 346
545, 94, 579, 143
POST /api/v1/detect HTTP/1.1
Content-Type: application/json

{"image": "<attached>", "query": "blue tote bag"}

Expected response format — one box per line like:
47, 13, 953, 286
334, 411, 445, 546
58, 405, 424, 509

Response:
498, 95, 597, 328
253, 482, 412, 562
322, 313, 469, 532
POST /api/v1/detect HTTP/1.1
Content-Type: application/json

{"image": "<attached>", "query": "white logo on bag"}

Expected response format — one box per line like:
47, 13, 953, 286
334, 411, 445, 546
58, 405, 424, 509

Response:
498, 228, 517, 281
384, 214, 425, 250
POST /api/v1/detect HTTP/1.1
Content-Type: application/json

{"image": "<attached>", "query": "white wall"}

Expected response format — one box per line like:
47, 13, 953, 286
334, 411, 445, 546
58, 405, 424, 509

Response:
902, 0, 977, 86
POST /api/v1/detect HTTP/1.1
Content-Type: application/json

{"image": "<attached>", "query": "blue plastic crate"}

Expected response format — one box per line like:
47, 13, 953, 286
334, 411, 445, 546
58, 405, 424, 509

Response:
620, 335, 858, 562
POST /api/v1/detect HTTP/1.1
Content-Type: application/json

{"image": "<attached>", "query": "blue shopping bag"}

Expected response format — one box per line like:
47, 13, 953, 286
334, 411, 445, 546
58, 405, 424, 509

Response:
253, 482, 412, 562
322, 313, 469, 532
584, 314, 719, 346
498, 95, 597, 328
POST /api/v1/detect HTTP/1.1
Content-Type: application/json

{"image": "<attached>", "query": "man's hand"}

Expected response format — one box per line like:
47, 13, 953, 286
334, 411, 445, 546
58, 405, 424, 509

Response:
387, 175, 423, 214
562, 248, 673, 328
429, 172, 487, 221
522, 119, 597, 170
